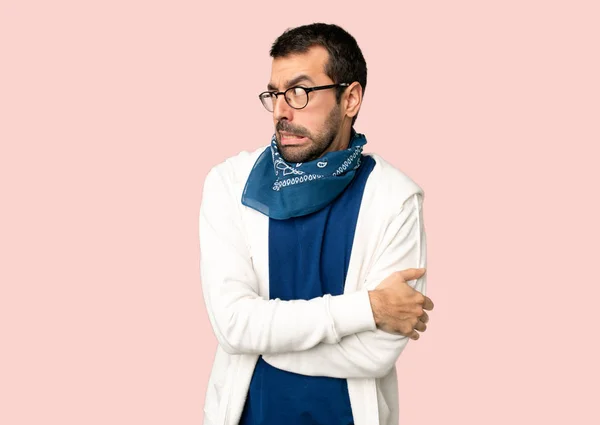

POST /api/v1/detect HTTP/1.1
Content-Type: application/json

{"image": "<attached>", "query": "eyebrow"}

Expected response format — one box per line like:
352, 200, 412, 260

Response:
267, 74, 315, 91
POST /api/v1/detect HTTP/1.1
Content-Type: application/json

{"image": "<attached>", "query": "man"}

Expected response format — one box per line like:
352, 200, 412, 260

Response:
199, 23, 434, 425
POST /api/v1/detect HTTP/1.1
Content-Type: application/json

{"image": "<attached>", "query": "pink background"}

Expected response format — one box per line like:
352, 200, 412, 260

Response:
1, 0, 599, 424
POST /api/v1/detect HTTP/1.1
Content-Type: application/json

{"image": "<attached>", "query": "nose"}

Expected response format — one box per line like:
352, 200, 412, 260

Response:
272, 93, 293, 122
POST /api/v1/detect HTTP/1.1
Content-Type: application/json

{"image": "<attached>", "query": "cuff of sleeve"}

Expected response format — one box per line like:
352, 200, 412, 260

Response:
329, 289, 377, 339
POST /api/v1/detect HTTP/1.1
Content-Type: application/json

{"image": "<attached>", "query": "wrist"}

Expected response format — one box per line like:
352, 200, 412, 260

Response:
368, 290, 382, 326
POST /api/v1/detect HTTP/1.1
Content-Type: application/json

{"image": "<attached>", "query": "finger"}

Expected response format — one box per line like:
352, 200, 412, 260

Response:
422, 296, 434, 310
414, 321, 427, 332
398, 268, 426, 282
409, 330, 420, 340
419, 311, 429, 324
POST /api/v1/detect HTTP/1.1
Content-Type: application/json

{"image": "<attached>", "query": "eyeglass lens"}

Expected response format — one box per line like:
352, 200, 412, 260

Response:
260, 87, 308, 112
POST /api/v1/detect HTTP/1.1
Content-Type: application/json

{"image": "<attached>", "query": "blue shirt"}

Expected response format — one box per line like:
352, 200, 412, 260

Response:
239, 155, 376, 425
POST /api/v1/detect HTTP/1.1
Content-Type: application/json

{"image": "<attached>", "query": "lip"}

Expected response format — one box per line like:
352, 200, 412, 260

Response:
279, 132, 309, 146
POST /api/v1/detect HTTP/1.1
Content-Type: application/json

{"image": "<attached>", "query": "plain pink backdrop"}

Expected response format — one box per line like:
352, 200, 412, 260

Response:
1, 1, 599, 424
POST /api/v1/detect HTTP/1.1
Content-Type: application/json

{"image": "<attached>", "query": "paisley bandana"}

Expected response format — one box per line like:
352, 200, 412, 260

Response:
241, 130, 368, 220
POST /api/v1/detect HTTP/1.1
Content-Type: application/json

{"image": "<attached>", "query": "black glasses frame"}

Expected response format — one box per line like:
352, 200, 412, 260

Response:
259, 83, 350, 111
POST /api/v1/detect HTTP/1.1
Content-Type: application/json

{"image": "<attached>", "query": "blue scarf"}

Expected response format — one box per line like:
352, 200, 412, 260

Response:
241, 130, 368, 220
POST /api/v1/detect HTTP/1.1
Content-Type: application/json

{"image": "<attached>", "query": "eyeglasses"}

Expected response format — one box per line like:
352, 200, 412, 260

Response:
258, 83, 349, 112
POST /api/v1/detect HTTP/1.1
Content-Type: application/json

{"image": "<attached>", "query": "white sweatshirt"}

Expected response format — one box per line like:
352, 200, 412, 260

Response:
199, 145, 427, 425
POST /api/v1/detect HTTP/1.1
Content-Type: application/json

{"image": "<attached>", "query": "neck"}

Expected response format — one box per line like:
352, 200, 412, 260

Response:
319, 123, 353, 159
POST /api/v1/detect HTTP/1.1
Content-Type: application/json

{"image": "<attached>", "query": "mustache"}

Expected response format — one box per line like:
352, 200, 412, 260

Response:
276, 121, 309, 138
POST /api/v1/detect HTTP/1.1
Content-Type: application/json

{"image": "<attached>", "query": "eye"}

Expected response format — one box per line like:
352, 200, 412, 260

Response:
291, 87, 306, 96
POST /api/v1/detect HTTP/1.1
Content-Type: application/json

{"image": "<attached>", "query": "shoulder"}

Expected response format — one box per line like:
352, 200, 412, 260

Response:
203, 145, 268, 194
363, 153, 425, 214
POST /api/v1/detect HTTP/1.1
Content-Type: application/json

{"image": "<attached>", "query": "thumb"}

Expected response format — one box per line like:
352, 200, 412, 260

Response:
397, 268, 426, 282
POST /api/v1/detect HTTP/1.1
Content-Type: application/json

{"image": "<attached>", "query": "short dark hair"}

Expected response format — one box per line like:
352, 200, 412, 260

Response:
270, 23, 367, 125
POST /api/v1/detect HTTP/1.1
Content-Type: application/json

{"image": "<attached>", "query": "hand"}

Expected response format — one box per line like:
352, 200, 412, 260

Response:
368, 268, 434, 339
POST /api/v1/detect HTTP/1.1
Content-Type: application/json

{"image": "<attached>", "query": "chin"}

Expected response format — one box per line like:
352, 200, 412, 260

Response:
279, 147, 311, 163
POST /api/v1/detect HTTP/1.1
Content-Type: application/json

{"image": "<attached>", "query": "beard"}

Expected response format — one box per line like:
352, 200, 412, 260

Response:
275, 105, 342, 163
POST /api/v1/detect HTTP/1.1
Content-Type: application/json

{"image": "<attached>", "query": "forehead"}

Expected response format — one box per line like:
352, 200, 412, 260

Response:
269, 45, 330, 88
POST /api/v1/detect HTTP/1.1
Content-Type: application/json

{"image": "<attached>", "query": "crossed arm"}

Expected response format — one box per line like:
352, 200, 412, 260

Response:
263, 193, 426, 379
199, 166, 426, 379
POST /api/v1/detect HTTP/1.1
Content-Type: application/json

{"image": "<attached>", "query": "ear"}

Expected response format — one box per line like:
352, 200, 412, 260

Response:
344, 82, 363, 119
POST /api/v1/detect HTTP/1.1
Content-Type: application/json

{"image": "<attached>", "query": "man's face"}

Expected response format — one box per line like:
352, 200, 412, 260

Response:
268, 46, 344, 163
